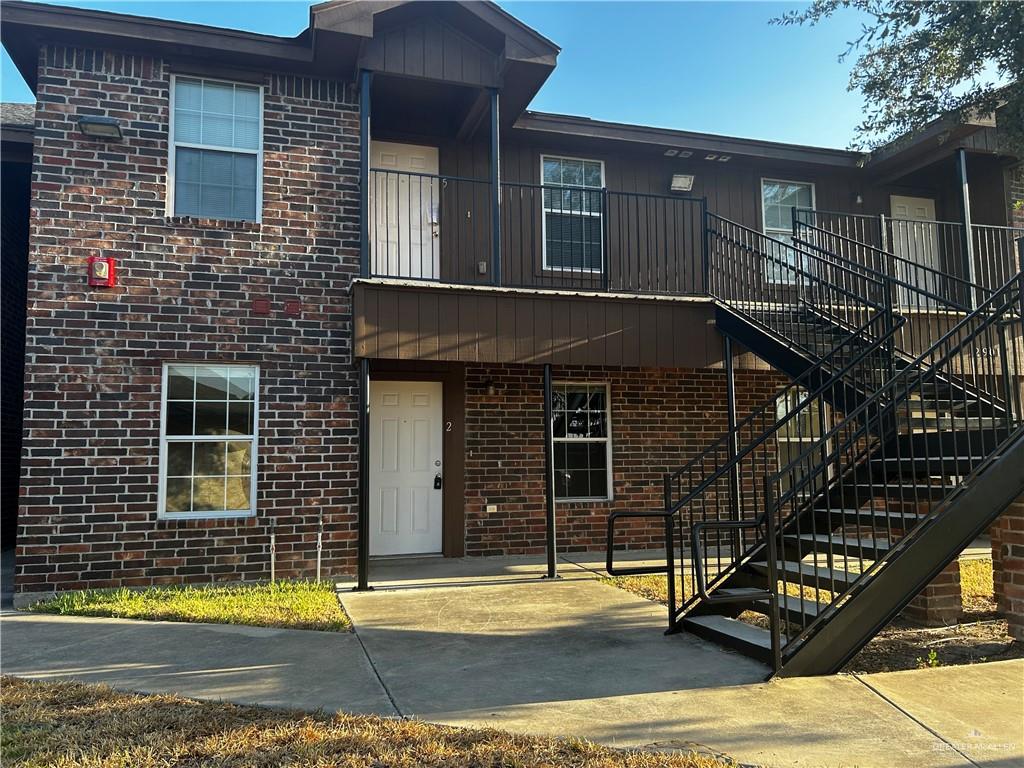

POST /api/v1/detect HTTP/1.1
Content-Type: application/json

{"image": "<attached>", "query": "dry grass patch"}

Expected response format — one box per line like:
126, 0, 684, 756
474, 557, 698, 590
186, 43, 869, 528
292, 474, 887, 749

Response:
28, 580, 350, 632
960, 558, 996, 614
0, 677, 731, 768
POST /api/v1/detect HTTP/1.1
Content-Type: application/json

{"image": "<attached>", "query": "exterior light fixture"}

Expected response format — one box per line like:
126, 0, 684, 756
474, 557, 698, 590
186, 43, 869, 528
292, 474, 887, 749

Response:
77, 115, 122, 140
670, 174, 695, 193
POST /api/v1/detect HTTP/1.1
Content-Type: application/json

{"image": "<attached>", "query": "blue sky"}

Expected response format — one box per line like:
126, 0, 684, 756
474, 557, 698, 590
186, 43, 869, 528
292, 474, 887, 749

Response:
0, 1, 872, 149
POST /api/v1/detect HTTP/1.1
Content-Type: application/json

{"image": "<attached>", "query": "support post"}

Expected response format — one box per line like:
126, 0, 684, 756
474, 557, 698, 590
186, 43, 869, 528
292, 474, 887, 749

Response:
956, 147, 977, 307
359, 70, 372, 279
489, 87, 501, 286
355, 358, 371, 590
724, 337, 741, 558
543, 363, 557, 578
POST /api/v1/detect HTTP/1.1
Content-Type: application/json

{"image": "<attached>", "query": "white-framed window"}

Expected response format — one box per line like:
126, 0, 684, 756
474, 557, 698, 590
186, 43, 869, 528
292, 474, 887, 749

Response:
775, 387, 828, 496
551, 382, 613, 501
761, 178, 815, 284
541, 155, 605, 272
158, 363, 259, 519
168, 75, 263, 222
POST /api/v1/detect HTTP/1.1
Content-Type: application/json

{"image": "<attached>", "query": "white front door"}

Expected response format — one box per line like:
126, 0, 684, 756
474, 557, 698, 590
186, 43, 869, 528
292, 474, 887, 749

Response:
370, 141, 441, 280
369, 381, 444, 556
890, 195, 941, 305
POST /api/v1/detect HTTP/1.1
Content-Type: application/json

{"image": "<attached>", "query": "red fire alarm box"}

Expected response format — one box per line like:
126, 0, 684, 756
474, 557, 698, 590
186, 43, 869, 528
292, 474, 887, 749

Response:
87, 256, 116, 287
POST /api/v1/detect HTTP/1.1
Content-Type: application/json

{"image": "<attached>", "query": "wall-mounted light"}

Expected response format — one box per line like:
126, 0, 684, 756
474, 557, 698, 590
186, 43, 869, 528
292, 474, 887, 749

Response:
77, 115, 122, 140
855, 194, 864, 205
670, 174, 695, 193
485, 379, 496, 396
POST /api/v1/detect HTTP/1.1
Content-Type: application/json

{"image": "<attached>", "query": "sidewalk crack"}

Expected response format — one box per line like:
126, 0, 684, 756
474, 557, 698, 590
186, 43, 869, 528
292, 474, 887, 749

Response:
349, 620, 404, 719
852, 673, 981, 767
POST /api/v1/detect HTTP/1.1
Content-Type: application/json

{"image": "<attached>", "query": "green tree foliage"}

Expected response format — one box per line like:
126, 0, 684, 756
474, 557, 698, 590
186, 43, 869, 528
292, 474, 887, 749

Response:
774, 1, 1024, 155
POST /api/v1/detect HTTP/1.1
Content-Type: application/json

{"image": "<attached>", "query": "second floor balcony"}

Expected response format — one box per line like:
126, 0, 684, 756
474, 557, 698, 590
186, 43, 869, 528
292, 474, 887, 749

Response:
365, 167, 707, 296
362, 167, 1023, 307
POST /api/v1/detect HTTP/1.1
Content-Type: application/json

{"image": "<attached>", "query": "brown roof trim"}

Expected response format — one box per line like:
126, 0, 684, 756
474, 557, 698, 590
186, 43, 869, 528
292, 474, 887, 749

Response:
515, 111, 865, 167
2, 0, 313, 89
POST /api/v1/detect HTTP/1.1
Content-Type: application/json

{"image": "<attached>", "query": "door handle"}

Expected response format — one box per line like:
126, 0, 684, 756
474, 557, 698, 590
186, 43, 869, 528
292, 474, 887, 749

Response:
433, 473, 443, 490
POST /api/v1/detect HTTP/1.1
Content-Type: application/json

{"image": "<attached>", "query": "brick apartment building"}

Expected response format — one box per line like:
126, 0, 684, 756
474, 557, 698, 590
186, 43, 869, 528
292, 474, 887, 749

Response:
2, 0, 1022, 673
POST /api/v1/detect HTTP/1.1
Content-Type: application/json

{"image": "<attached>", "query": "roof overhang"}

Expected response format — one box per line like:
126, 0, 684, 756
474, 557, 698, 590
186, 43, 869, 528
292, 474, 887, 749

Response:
2, 1, 558, 123
514, 111, 864, 168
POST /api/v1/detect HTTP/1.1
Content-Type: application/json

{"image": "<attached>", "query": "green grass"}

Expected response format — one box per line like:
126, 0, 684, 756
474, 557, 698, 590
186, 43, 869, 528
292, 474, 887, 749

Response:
28, 580, 350, 632
603, 559, 995, 615
0, 677, 732, 768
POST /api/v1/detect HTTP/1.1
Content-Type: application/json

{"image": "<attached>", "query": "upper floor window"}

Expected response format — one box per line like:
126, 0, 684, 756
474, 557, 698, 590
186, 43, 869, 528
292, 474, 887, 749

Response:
761, 178, 815, 284
542, 155, 605, 273
169, 76, 262, 222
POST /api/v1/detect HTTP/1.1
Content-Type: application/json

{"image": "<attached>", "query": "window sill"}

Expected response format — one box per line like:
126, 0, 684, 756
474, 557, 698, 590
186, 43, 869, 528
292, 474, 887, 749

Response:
158, 511, 256, 522
166, 215, 261, 231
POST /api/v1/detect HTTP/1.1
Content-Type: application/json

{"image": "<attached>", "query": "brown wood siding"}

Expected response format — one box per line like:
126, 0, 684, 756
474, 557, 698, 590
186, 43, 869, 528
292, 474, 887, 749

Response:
360, 17, 499, 88
354, 282, 721, 368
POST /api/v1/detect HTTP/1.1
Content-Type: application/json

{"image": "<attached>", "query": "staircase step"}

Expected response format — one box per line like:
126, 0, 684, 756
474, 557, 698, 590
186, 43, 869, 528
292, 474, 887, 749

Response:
682, 614, 773, 663
837, 483, 952, 502
870, 455, 984, 477
750, 560, 859, 592
746, 594, 827, 627
786, 533, 892, 559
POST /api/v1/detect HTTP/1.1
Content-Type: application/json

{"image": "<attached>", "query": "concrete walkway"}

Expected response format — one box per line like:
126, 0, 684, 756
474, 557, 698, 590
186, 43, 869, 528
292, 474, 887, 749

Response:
2, 553, 1022, 768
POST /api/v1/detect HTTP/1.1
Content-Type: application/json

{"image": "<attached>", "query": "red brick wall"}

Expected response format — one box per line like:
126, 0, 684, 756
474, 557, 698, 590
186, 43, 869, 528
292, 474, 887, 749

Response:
463, 364, 786, 556
992, 496, 1024, 640
16, 45, 360, 594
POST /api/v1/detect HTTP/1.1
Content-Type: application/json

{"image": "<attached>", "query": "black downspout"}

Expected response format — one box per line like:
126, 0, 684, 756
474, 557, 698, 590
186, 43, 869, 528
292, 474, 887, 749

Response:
355, 357, 371, 591
359, 70, 372, 279
955, 147, 977, 307
490, 87, 501, 286
543, 363, 557, 578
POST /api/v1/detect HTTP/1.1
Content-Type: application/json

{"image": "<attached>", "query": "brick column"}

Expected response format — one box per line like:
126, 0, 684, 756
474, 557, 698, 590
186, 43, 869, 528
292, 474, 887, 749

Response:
904, 559, 962, 627
991, 496, 1024, 640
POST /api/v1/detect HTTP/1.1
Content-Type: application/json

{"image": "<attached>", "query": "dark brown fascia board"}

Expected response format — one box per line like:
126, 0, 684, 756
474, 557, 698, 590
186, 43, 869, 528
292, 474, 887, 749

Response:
861, 117, 996, 176
2, 0, 313, 90
515, 111, 864, 168
1, 125, 34, 146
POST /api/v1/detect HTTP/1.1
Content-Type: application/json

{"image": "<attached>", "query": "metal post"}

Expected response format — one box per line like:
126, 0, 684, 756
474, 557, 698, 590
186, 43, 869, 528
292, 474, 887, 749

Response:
316, 509, 323, 583
542, 363, 557, 579
878, 213, 889, 275
359, 70, 372, 279
956, 147, 977, 307
663, 474, 677, 632
489, 87, 501, 286
724, 337, 741, 559
700, 197, 709, 293
269, 519, 276, 583
355, 358, 371, 590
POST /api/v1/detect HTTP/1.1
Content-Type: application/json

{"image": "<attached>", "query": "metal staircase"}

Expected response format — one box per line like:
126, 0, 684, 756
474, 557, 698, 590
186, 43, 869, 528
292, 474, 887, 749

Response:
607, 209, 1024, 677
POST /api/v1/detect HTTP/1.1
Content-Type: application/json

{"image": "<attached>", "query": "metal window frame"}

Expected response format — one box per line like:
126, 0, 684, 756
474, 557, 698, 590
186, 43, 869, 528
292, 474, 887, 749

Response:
760, 176, 816, 285
157, 362, 261, 520
166, 73, 265, 223
540, 154, 606, 274
551, 380, 614, 502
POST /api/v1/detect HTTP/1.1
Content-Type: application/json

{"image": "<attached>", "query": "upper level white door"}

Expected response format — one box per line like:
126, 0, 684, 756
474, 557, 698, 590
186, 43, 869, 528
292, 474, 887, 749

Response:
370, 141, 441, 280
890, 195, 941, 306
369, 381, 444, 556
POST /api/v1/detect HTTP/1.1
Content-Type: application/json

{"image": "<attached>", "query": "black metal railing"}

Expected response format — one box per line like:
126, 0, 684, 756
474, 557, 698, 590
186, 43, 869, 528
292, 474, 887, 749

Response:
705, 213, 895, 364
609, 208, 1022, 673
794, 207, 1023, 300
367, 168, 706, 294
764, 273, 1023, 660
